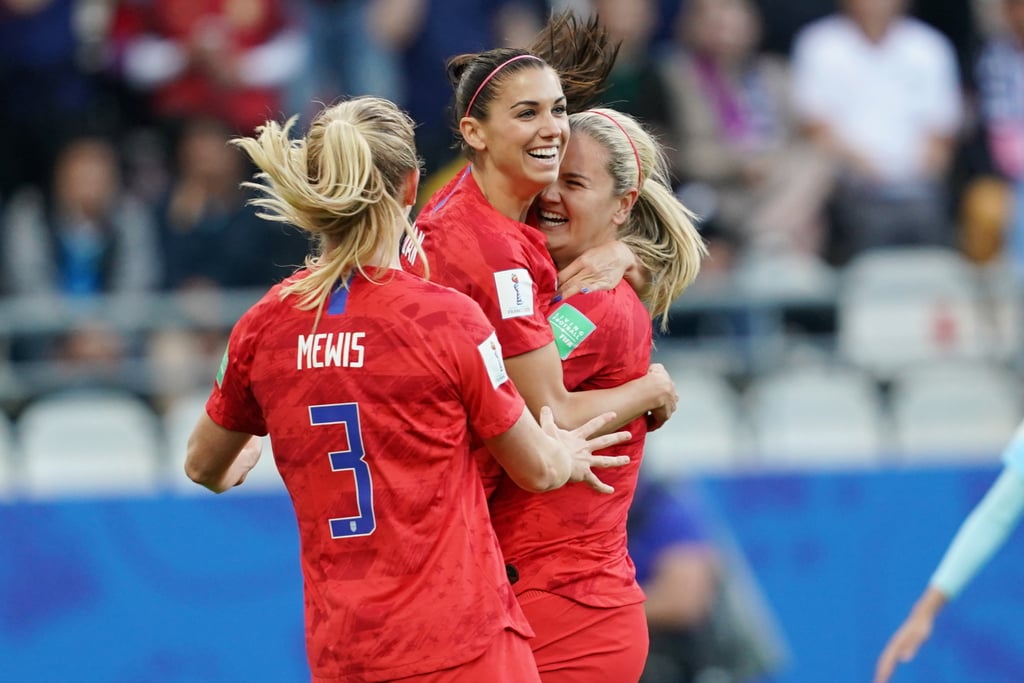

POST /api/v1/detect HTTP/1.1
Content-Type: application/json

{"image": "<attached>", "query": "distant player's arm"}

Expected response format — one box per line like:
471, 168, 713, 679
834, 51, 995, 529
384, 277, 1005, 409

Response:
504, 342, 677, 433
185, 412, 263, 493
874, 465, 1024, 683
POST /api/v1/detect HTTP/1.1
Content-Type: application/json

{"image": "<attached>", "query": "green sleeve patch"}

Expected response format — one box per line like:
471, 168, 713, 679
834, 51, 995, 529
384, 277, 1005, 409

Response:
216, 344, 229, 388
549, 303, 597, 360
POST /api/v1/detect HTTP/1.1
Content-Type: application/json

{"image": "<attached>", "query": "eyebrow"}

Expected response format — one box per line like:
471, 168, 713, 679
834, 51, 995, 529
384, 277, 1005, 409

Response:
562, 171, 589, 183
509, 96, 567, 110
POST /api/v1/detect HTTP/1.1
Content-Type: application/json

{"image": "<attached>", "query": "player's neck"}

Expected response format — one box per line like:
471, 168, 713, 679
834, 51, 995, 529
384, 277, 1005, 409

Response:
471, 163, 538, 224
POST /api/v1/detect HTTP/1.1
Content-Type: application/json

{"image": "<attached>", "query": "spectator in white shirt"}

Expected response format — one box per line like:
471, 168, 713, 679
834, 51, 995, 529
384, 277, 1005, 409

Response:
791, 0, 964, 263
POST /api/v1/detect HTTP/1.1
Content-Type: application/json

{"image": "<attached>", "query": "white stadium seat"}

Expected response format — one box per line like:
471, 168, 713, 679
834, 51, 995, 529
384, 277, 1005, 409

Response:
890, 360, 1022, 463
747, 365, 887, 469
17, 389, 163, 499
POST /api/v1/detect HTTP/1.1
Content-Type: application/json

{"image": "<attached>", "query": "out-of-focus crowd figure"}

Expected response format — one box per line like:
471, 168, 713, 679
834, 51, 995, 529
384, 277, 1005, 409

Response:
1, 0, 1021, 413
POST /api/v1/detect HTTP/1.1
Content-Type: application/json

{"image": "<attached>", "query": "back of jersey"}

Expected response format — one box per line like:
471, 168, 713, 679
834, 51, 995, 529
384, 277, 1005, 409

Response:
206, 268, 530, 682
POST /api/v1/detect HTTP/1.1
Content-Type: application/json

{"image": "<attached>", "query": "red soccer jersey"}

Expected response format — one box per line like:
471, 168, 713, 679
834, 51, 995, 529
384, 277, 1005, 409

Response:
403, 165, 557, 358
205, 267, 532, 682
489, 281, 652, 608
403, 166, 559, 494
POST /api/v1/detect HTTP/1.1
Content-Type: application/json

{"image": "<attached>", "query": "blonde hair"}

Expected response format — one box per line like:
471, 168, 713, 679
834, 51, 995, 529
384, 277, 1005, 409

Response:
231, 97, 425, 320
570, 108, 707, 331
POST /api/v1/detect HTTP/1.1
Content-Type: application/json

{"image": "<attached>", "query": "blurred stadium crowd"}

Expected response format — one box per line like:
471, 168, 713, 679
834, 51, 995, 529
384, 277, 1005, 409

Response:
1, 0, 1022, 470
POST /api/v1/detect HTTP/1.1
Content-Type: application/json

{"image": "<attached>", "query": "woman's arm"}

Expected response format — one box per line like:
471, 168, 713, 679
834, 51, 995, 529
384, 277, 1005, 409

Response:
555, 240, 650, 302
874, 465, 1024, 683
184, 412, 263, 493
504, 342, 677, 434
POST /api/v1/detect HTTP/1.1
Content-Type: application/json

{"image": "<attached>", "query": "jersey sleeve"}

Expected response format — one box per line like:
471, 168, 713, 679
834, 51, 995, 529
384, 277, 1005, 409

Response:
553, 285, 651, 391
205, 308, 268, 436
446, 297, 527, 441
474, 240, 555, 359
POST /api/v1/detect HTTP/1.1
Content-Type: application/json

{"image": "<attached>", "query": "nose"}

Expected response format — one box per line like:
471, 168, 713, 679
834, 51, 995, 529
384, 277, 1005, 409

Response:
537, 110, 563, 139
539, 182, 561, 204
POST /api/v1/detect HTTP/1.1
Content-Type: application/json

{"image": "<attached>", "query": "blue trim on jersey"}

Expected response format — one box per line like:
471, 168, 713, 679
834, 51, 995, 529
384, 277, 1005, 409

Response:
1002, 420, 1024, 475
430, 166, 471, 214
327, 278, 351, 315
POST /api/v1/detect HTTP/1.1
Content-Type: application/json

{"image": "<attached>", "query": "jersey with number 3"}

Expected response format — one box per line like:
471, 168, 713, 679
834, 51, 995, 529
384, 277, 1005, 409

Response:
205, 267, 531, 682
490, 281, 652, 608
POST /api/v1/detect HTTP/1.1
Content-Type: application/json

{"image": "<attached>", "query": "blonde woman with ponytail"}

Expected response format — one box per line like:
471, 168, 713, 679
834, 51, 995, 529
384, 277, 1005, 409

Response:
183, 96, 632, 683
488, 107, 706, 683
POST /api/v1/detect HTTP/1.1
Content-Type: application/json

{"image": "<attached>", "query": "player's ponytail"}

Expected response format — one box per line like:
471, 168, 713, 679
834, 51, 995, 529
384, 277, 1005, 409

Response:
528, 10, 619, 113
232, 97, 425, 317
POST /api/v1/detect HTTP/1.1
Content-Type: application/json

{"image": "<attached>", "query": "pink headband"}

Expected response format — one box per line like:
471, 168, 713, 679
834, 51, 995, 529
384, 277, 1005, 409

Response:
464, 54, 544, 118
588, 109, 643, 188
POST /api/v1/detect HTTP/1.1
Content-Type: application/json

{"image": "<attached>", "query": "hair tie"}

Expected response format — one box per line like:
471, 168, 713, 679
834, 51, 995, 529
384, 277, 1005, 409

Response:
464, 54, 544, 118
588, 109, 643, 189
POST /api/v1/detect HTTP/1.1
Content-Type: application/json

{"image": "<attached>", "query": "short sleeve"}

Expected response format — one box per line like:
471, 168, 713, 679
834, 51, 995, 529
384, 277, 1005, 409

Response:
1002, 419, 1024, 476
205, 309, 268, 436
447, 299, 526, 441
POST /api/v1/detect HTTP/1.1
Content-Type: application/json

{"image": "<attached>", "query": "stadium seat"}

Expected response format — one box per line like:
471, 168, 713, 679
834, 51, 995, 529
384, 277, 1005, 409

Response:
643, 370, 748, 478
890, 360, 1022, 463
16, 389, 164, 499
836, 247, 997, 379
163, 389, 286, 495
746, 365, 887, 469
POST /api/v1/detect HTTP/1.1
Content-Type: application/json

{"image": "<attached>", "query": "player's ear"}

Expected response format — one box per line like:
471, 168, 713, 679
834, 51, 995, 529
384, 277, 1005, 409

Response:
401, 168, 420, 209
460, 117, 487, 153
612, 188, 638, 227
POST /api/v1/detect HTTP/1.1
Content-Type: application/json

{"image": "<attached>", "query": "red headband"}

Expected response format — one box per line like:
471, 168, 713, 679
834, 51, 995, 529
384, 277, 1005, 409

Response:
464, 54, 544, 118
588, 109, 643, 188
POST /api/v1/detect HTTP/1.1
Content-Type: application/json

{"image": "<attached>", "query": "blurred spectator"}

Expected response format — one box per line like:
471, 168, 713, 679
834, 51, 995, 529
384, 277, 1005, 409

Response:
630, 474, 786, 683
109, 0, 307, 137
791, 0, 964, 264
398, 0, 546, 175
0, 0, 111, 201
960, 0, 1024, 266
290, 0, 406, 117
661, 0, 834, 261
590, 0, 677, 149
155, 117, 308, 292
629, 475, 721, 683
148, 117, 308, 406
0, 136, 161, 369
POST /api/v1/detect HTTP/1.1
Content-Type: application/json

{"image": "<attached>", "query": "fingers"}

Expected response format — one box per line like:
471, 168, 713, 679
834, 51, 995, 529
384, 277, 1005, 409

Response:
584, 430, 632, 452
873, 648, 900, 683
584, 471, 615, 495
538, 405, 556, 431
572, 411, 618, 440
873, 636, 916, 683
588, 455, 631, 469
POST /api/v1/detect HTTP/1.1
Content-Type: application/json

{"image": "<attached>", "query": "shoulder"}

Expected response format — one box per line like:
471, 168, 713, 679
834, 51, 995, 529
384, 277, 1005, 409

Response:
896, 17, 957, 56
392, 270, 493, 330
793, 15, 846, 51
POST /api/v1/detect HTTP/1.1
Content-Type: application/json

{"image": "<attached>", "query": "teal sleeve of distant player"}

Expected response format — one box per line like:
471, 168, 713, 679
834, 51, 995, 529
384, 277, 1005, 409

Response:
1002, 419, 1024, 476
929, 466, 1024, 599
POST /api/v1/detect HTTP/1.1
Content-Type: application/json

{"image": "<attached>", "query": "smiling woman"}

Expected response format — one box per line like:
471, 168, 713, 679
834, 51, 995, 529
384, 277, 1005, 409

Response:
401, 11, 680, 504
490, 107, 706, 683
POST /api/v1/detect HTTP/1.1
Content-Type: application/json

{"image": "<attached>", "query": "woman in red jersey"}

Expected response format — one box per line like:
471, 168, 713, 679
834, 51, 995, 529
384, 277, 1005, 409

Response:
490, 108, 707, 683
182, 96, 632, 683
404, 15, 679, 496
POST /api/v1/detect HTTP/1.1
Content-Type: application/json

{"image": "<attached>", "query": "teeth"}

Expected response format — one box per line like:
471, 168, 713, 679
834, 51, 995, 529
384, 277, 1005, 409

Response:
539, 211, 567, 223
528, 147, 558, 159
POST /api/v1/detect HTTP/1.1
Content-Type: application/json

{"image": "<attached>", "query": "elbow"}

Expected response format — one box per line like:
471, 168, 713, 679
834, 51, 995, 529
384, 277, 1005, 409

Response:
184, 446, 229, 494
